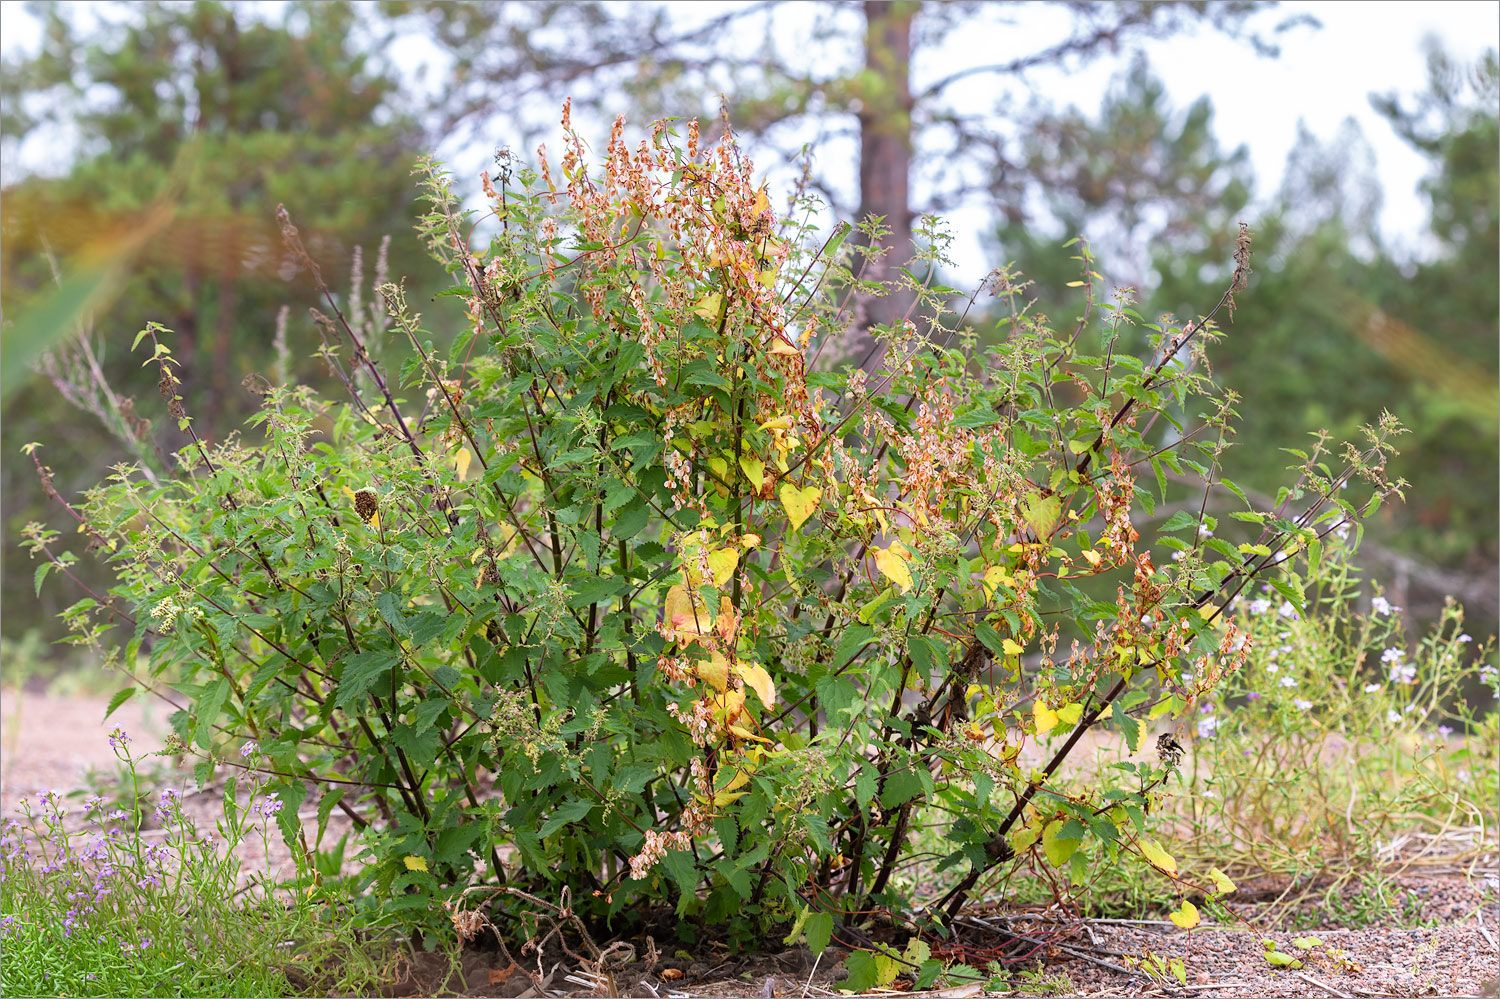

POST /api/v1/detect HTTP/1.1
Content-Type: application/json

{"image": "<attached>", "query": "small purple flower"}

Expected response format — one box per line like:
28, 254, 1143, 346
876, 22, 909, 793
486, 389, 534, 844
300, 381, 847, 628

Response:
107, 728, 131, 751
1197, 715, 1218, 739
1246, 692, 1261, 700
1364, 683, 1382, 694
1292, 698, 1312, 711
1248, 598, 1272, 615
239, 740, 260, 759
153, 788, 180, 824
1277, 601, 1298, 620
1371, 595, 1396, 616
1438, 724, 1454, 737
253, 792, 284, 819
1381, 647, 1404, 663
1458, 633, 1473, 643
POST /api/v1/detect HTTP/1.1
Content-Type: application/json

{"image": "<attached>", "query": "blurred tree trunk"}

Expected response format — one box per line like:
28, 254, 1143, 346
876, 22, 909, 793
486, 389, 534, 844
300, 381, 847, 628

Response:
851, 0, 916, 370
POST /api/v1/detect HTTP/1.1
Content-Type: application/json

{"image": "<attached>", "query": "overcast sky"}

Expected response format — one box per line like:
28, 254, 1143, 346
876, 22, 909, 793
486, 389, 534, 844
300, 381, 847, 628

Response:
3, 1, 1496, 286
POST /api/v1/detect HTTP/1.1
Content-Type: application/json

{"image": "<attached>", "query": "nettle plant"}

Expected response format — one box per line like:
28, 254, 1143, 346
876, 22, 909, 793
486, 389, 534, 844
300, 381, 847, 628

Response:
29, 108, 1405, 950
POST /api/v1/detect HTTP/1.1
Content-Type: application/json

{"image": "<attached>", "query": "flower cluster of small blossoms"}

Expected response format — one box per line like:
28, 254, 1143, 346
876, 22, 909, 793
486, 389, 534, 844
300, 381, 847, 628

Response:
665, 697, 716, 746
250, 792, 284, 819
890, 381, 975, 519
627, 827, 694, 880
1096, 449, 1140, 558
626, 758, 714, 880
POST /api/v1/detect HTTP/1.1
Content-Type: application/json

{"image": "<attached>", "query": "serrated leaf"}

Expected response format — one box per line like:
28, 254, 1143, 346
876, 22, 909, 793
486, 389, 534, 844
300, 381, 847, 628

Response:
805, 911, 834, 956
1002, 637, 1023, 656
1056, 702, 1083, 726
843, 951, 877, 993
1043, 819, 1081, 867
104, 687, 135, 719
402, 855, 429, 872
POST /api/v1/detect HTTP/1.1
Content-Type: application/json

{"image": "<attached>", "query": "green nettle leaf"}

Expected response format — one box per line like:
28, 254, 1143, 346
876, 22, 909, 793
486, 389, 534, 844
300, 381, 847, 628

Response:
879, 769, 926, 809
1042, 818, 1082, 867
842, 951, 878, 993
804, 911, 835, 956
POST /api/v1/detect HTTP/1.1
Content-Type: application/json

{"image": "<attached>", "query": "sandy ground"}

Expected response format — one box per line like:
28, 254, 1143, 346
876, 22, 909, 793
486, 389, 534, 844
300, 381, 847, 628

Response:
1, 685, 172, 813
3, 683, 1497, 997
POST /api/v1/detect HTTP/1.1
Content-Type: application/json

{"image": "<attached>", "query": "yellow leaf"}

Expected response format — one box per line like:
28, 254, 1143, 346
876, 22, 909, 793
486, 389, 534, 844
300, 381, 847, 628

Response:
1008, 815, 1042, 854
1138, 838, 1178, 875
778, 483, 821, 531
698, 651, 730, 692
720, 768, 751, 793
1056, 702, 1083, 726
665, 585, 710, 640
736, 662, 776, 707
873, 542, 913, 594
741, 533, 761, 548
739, 455, 766, 490
1169, 900, 1200, 929
1081, 549, 1102, 567
664, 584, 696, 624
718, 688, 746, 724
1208, 867, 1237, 894
727, 724, 771, 743
707, 547, 739, 587
403, 856, 429, 872
981, 565, 1012, 601
711, 789, 747, 806
759, 414, 793, 431
693, 292, 723, 321
768, 340, 800, 355
453, 447, 473, 482
1002, 638, 1024, 656
705, 456, 730, 498
1033, 701, 1059, 734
